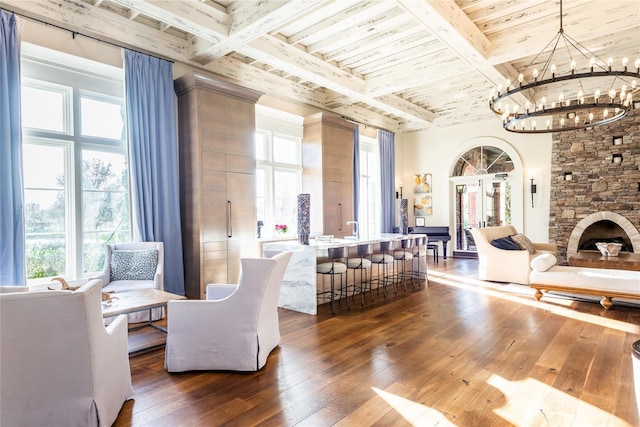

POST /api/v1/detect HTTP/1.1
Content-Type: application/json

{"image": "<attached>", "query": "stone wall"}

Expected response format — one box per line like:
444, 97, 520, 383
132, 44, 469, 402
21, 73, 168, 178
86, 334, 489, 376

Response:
549, 107, 640, 264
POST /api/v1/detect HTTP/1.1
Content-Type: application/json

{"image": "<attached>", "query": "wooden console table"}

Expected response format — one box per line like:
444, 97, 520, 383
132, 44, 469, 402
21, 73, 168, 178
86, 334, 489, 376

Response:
568, 251, 640, 271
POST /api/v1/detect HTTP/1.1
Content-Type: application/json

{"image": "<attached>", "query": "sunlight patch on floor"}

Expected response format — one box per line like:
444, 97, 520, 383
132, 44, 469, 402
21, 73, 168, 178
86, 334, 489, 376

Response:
427, 271, 640, 334
372, 387, 456, 426
487, 374, 630, 426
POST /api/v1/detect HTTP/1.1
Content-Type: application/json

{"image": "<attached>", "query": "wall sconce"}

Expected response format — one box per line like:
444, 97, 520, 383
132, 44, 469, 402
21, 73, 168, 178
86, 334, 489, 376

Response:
637, 181, 640, 192
455, 184, 466, 193
612, 136, 623, 145
612, 154, 623, 164
564, 172, 573, 181
530, 177, 537, 208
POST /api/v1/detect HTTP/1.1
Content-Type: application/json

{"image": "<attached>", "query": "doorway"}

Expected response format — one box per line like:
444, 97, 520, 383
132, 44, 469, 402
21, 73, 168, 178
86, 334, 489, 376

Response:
451, 146, 515, 257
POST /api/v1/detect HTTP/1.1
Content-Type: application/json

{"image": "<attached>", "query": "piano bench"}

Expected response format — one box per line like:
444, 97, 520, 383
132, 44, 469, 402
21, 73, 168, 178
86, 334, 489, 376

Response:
427, 244, 438, 263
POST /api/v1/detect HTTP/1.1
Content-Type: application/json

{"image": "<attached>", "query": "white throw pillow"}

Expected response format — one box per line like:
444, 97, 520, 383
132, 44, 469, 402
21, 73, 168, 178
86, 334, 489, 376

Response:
530, 253, 557, 272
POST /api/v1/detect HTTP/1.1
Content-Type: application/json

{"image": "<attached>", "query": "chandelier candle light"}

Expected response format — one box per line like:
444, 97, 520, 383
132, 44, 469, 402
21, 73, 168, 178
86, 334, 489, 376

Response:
489, 0, 639, 133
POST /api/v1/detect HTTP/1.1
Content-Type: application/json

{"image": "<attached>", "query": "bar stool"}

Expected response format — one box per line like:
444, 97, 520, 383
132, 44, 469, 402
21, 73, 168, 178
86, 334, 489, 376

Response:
370, 240, 395, 297
317, 246, 349, 315
427, 243, 439, 263
393, 238, 415, 291
347, 243, 373, 305
412, 236, 429, 285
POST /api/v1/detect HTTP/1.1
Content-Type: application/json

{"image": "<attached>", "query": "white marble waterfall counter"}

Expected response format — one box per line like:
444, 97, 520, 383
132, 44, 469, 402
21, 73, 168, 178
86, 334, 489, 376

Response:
263, 233, 426, 315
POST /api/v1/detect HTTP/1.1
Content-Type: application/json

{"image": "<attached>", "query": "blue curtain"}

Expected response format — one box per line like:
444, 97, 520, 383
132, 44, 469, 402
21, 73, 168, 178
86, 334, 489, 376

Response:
352, 127, 360, 223
378, 129, 395, 233
124, 50, 185, 295
0, 11, 25, 285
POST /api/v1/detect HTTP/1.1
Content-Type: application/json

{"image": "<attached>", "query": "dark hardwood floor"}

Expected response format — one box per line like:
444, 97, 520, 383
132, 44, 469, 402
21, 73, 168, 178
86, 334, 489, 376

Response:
115, 257, 640, 426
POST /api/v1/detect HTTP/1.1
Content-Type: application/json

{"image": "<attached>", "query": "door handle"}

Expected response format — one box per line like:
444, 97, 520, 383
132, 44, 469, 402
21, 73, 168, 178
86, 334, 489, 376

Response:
227, 200, 232, 238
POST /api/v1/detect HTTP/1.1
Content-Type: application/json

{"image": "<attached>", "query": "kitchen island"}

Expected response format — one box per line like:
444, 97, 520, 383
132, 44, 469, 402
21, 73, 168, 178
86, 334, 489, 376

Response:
263, 233, 427, 315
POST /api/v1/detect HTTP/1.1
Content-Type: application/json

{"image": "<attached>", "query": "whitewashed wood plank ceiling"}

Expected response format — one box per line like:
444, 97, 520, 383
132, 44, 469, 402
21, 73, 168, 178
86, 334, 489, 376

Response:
1, 0, 639, 133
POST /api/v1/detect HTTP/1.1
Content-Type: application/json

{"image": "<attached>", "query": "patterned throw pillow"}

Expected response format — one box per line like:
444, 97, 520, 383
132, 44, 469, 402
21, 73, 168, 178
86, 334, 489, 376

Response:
511, 233, 537, 254
110, 249, 158, 281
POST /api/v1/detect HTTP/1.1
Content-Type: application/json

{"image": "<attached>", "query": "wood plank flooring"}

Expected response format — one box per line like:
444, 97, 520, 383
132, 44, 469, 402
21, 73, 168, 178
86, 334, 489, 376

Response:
115, 257, 640, 426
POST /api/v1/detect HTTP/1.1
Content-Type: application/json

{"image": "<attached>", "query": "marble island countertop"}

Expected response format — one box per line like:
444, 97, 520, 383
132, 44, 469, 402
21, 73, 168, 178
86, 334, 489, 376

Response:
263, 233, 426, 250
262, 232, 428, 315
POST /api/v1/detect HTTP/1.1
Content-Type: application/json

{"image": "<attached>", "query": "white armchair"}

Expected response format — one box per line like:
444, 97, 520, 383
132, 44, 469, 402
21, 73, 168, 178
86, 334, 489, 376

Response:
0, 279, 133, 427
90, 241, 164, 322
471, 225, 558, 285
165, 251, 292, 372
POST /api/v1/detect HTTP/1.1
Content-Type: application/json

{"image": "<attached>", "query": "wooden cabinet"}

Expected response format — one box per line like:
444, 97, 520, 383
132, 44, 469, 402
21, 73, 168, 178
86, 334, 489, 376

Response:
302, 113, 357, 237
175, 72, 263, 299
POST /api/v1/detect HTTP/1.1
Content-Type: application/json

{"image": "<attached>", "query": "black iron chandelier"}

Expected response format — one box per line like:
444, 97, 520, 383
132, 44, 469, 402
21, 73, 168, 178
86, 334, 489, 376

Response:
489, 0, 639, 133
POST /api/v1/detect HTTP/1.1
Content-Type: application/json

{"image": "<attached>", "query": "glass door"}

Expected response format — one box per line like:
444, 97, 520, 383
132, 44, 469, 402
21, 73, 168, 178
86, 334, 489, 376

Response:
453, 177, 512, 254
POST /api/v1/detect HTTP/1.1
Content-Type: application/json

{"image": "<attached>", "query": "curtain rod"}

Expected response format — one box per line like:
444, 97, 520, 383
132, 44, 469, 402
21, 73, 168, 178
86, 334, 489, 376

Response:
2, 7, 174, 63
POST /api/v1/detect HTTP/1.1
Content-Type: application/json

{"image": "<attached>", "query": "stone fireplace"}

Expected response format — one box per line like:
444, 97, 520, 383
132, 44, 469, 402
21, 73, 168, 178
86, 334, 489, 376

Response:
549, 107, 640, 264
566, 211, 640, 259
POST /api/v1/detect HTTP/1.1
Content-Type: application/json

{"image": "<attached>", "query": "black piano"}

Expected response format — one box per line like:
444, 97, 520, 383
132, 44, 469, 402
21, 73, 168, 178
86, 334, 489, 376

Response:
407, 226, 451, 259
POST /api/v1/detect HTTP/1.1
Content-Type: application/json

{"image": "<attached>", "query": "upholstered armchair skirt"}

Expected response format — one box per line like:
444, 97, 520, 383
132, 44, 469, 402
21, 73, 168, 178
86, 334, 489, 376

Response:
165, 251, 292, 372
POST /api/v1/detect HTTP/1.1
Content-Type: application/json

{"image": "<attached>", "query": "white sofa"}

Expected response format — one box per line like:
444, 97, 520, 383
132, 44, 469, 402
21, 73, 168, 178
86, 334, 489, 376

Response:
0, 280, 133, 426
471, 225, 558, 285
530, 253, 640, 309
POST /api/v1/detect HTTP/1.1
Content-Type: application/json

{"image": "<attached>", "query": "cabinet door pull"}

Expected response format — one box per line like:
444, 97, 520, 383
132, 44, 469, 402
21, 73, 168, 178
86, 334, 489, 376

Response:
227, 200, 232, 238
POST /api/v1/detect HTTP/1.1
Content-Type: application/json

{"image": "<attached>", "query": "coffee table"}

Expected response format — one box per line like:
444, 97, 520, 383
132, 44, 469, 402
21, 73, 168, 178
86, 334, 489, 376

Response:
102, 288, 186, 353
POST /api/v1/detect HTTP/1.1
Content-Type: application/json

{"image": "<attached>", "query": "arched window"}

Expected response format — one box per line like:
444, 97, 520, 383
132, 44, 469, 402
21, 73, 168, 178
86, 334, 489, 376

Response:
452, 146, 514, 176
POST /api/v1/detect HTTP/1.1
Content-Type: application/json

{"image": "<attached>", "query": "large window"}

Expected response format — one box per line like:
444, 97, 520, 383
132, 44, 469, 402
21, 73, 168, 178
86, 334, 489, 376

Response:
21, 46, 129, 281
358, 135, 381, 238
255, 130, 302, 237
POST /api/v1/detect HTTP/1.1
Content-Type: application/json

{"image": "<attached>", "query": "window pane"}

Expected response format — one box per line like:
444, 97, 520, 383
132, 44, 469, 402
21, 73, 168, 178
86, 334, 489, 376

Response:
256, 168, 265, 224
81, 96, 125, 139
255, 133, 267, 161
274, 170, 299, 234
82, 149, 130, 273
23, 144, 67, 278
21, 85, 66, 132
273, 135, 298, 164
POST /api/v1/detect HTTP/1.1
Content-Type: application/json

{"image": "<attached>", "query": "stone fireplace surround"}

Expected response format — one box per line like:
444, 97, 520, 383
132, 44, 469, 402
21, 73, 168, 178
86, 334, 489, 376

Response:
549, 107, 640, 264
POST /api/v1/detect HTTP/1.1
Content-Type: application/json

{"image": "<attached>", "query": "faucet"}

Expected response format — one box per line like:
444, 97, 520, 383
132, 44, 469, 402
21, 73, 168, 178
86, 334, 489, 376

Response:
346, 221, 359, 240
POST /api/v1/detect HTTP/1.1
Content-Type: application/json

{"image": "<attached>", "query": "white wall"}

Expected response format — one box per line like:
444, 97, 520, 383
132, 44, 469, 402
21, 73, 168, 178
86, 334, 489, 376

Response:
396, 118, 553, 249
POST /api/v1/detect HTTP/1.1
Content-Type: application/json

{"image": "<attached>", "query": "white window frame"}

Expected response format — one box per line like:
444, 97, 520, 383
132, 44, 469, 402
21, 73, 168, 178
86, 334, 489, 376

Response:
21, 46, 129, 283
255, 129, 302, 237
358, 135, 381, 239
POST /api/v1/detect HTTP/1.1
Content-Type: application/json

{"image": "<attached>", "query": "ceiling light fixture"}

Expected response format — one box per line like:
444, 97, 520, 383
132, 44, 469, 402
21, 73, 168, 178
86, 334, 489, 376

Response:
489, 0, 639, 133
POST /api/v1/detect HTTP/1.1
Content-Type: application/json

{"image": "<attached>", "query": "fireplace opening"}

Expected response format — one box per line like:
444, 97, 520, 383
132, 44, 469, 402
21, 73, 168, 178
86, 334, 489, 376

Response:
578, 220, 633, 253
